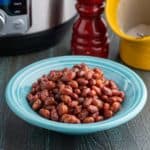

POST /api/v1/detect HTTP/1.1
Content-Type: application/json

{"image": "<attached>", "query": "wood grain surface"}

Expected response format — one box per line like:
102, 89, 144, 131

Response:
0, 24, 150, 150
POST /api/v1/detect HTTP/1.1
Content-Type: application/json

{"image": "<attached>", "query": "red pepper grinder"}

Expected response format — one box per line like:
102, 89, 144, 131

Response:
71, 0, 109, 58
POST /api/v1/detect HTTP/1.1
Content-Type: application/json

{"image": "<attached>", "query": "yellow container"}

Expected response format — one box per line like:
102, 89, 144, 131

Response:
105, 0, 150, 70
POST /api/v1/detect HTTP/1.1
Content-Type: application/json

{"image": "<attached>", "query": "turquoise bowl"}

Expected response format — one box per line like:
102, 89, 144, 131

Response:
5, 56, 147, 134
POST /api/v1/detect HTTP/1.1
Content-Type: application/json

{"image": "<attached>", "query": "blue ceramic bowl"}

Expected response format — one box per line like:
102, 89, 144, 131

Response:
5, 56, 147, 134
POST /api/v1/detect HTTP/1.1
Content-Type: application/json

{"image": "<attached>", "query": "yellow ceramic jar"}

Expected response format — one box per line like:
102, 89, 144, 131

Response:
105, 0, 150, 70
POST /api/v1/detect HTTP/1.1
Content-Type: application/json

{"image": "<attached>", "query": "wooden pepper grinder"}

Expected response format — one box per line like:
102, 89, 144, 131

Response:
71, 0, 109, 58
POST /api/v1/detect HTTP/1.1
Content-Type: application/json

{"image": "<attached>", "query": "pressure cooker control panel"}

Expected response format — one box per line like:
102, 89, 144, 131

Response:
0, 0, 31, 36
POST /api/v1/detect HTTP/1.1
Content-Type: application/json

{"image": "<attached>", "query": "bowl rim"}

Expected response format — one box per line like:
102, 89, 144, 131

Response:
5, 56, 147, 133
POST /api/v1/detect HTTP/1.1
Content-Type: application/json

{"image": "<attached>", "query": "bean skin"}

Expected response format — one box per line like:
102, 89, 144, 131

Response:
111, 102, 121, 112
104, 110, 113, 118
57, 103, 68, 116
69, 101, 79, 108
93, 73, 102, 79
27, 94, 35, 104
68, 80, 78, 88
102, 86, 112, 96
112, 89, 121, 96
110, 96, 123, 103
77, 78, 88, 85
78, 109, 89, 120
60, 87, 73, 96
83, 98, 93, 107
60, 95, 72, 104
82, 88, 90, 97
61, 71, 76, 82
74, 89, 81, 95
32, 99, 42, 110
27, 63, 125, 124
92, 86, 102, 96
96, 79, 103, 87
92, 99, 103, 109
85, 71, 93, 80
44, 97, 56, 106
109, 80, 118, 89
89, 79, 96, 86
95, 116, 104, 122
51, 108, 59, 121
88, 90, 96, 97
74, 105, 82, 114
101, 95, 109, 101
87, 105, 99, 113
119, 91, 125, 99
83, 117, 95, 123
39, 109, 50, 119
103, 103, 110, 111
61, 114, 80, 124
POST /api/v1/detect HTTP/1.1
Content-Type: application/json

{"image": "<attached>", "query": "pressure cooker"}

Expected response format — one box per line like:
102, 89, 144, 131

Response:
0, 0, 76, 55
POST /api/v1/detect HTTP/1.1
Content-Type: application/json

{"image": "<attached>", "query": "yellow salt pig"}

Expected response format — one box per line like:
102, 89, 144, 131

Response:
105, 0, 150, 70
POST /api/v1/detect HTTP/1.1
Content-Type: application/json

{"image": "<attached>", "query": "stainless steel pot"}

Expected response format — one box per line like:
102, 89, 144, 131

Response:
0, 0, 76, 55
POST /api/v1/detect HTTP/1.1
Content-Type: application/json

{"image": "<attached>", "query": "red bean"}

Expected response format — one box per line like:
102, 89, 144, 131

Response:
111, 102, 121, 112
109, 80, 118, 89
69, 101, 79, 108
77, 70, 85, 77
60, 95, 72, 104
103, 103, 110, 111
61, 71, 76, 82
32, 99, 42, 110
95, 116, 104, 122
57, 103, 68, 116
44, 97, 56, 106
74, 89, 81, 95
44, 105, 55, 111
110, 96, 123, 103
60, 88, 73, 96
119, 91, 125, 99
89, 79, 96, 86
92, 112, 99, 118
85, 71, 93, 79
68, 80, 78, 88
104, 110, 113, 118
40, 90, 49, 101
74, 105, 82, 114
50, 108, 59, 121
101, 95, 109, 101
92, 86, 102, 96
77, 78, 88, 85
92, 99, 103, 109
96, 79, 103, 87
102, 86, 112, 96
61, 114, 80, 124
87, 105, 99, 113
83, 117, 95, 123
82, 88, 90, 97
93, 73, 101, 79
27, 94, 35, 104
39, 109, 50, 119
112, 89, 121, 96
88, 90, 96, 97
78, 97, 85, 103
83, 98, 93, 107
27, 63, 125, 124
78, 109, 89, 120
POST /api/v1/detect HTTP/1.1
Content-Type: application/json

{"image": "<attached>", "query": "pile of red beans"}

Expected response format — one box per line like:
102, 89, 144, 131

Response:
27, 64, 125, 124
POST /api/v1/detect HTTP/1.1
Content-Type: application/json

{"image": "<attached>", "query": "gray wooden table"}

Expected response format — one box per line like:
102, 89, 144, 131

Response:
0, 23, 150, 150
